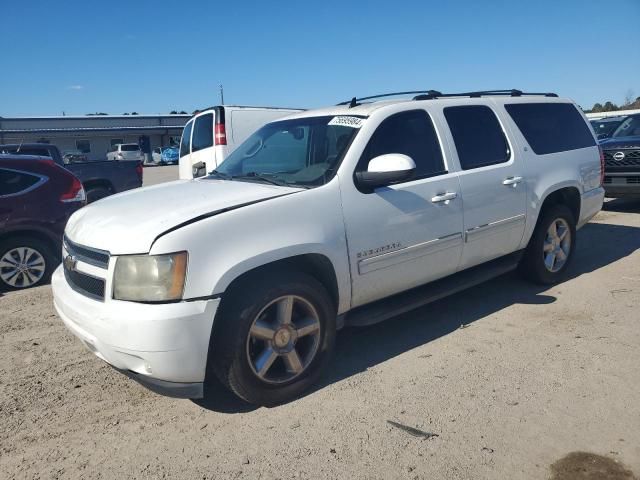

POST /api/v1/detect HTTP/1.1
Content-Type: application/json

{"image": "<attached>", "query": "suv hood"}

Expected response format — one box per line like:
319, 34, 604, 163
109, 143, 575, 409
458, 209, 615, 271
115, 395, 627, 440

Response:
65, 179, 302, 254
599, 136, 640, 149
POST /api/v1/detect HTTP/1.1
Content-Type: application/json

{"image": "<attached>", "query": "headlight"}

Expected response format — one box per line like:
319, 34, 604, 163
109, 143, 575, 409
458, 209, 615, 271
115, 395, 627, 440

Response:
113, 252, 187, 302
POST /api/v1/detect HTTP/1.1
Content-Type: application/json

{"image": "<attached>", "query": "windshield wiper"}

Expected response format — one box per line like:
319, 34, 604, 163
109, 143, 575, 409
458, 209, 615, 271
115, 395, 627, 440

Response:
233, 172, 289, 187
208, 169, 233, 180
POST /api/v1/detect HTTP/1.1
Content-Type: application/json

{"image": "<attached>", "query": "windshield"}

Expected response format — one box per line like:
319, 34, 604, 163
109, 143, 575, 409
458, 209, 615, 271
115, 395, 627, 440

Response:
590, 118, 623, 137
611, 116, 640, 138
213, 115, 361, 187
121, 144, 140, 151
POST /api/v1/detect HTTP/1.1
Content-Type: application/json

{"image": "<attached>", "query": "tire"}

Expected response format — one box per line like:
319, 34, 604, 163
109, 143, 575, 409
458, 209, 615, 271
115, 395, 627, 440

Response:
208, 270, 336, 406
0, 236, 57, 291
86, 186, 111, 203
519, 204, 576, 285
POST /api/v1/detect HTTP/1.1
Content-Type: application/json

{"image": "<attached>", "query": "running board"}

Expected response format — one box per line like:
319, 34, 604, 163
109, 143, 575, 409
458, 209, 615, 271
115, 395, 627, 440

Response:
344, 251, 523, 327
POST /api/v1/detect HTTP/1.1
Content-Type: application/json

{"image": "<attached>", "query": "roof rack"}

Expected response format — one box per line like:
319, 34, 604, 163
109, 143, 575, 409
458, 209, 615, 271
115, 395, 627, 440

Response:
338, 89, 558, 108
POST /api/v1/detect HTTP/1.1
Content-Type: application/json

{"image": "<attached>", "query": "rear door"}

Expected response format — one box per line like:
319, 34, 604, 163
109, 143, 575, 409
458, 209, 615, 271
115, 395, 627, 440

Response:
442, 104, 527, 270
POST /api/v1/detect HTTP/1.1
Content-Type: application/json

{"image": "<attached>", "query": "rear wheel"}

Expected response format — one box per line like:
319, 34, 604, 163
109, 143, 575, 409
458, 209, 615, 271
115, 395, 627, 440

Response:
209, 270, 336, 406
86, 186, 111, 203
519, 204, 576, 284
0, 237, 56, 290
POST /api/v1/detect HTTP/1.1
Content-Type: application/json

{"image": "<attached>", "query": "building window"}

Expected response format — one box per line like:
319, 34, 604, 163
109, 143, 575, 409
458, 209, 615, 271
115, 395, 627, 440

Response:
76, 140, 91, 154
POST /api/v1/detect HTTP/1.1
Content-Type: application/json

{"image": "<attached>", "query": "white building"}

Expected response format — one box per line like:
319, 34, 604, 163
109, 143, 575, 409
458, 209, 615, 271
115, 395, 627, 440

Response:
0, 114, 190, 161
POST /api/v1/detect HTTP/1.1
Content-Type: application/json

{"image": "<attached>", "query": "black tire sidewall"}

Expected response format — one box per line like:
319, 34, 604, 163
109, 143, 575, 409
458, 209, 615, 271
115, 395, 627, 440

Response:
86, 187, 110, 203
522, 205, 576, 284
210, 270, 336, 406
0, 236, 57, 291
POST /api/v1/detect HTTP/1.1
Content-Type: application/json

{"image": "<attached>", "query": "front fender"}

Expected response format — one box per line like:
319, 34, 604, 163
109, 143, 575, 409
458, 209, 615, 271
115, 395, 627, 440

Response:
150, 181, 351, 314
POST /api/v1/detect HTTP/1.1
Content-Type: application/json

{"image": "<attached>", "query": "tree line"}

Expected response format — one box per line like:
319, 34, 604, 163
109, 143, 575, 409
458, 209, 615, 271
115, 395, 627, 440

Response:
585, 90, 640, 113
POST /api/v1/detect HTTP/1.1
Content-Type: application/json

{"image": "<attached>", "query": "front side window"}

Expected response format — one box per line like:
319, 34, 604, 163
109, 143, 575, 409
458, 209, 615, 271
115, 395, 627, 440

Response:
76, 140, 91, 154
180, 120, 193, 158
444, 105, 510, 170
505, 103, 595, 154
192, 113, 214, 152
0, 169, 41, 196
358, 110, 446, 179
214, 116, 359, 187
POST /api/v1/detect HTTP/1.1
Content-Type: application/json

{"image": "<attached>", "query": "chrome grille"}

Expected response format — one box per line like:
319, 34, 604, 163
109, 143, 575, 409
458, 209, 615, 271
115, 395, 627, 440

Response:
63, 236, 110, 268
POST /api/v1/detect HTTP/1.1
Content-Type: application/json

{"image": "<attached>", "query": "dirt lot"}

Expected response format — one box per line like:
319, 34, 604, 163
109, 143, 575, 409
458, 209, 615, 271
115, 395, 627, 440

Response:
1, 172, 639, 479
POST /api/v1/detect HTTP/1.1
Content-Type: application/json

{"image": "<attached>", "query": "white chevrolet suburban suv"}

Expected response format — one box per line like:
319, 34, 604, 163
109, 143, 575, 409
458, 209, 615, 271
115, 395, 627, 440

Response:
52, 90, 604, 406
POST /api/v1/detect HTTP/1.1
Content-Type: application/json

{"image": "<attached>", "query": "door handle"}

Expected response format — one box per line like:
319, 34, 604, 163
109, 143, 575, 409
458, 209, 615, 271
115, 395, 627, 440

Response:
431, 192, 457, 203
502, 176, 523, 187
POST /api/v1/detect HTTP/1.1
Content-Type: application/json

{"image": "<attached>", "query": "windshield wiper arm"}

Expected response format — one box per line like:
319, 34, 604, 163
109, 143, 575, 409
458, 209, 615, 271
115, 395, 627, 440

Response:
233, 172, 288, 187
208, 169, 233, 180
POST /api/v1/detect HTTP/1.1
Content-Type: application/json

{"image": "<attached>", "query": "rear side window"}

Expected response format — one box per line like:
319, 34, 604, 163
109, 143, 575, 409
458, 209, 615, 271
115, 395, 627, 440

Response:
120, 144, 140, 151
360, 110, 446, 179
505, 103, 595, 155
180, 120, 193, 158
192, 113, 214, 152
0, 169, 41, 196
444, 105, 510, 170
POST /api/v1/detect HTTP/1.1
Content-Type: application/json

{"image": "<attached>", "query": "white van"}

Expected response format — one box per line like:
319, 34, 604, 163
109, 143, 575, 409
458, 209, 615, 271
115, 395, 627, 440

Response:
178, 105, 303, 179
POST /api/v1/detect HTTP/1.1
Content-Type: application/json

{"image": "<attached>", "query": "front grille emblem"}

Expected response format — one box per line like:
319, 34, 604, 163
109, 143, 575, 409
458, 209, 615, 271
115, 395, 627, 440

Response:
64, 255, 77, 272
613, 151, 625, 161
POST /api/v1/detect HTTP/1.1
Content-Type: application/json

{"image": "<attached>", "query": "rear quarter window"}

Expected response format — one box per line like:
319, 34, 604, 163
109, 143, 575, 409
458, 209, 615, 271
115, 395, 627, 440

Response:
0, 169, 41, 196
504, 103, 595, 155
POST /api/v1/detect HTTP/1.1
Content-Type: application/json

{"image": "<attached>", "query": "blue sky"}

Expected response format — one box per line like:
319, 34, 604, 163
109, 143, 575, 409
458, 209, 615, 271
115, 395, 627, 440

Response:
1, 0, 638, 117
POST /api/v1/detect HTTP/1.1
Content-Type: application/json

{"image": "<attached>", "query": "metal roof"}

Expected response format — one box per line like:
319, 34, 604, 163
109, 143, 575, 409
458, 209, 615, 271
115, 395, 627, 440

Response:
0, 125, 186, 134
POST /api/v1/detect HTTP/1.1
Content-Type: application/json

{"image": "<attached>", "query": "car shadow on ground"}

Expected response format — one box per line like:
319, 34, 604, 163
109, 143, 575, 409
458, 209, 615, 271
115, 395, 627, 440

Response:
195, 221, 640, 413
603, 197, 640, 212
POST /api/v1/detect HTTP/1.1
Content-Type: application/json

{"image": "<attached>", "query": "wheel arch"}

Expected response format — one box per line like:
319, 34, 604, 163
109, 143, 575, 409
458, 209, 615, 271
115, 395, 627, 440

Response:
0, 228, 60, 259
217, 253, 341, 315
523, 183, 581, 248
82, 179, 114, 193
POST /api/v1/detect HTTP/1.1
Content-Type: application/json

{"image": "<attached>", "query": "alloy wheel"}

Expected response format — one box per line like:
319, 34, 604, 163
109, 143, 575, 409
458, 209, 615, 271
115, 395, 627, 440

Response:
543, 218, 571, 273
0, 247, 46, 288
246, 295, 322, 384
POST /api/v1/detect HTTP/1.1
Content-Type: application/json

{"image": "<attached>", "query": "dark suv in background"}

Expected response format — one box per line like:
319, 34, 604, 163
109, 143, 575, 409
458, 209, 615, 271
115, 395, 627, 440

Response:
0, 155, 86, 290
600, 114, 640, 198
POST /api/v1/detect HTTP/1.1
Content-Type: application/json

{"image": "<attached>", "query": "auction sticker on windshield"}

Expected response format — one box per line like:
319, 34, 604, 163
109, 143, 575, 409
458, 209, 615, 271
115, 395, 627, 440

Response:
328, 116, 365, 128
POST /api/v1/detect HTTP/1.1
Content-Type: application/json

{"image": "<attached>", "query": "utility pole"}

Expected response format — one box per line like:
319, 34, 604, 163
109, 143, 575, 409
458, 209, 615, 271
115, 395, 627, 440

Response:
219, 84, 225, 105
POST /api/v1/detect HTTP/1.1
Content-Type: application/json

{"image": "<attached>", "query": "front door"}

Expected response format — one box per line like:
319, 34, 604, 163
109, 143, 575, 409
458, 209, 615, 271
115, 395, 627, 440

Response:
339, 109, 464, 308
442, 104, 527, 269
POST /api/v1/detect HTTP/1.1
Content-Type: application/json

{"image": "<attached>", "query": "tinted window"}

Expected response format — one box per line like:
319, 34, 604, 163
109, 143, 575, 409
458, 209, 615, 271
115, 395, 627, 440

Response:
192, 113, 214, 152
359, 110, 446, 178
444, 105, 510, 170
121, 144, 140, 151
505, 103, 595, 154
0, 169, 40, 196
76, 140, 91, 154
180, 120, 193, 158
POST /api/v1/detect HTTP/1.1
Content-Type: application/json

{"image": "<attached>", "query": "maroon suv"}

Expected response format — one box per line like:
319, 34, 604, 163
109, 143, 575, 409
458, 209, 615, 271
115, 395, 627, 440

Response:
0, 154, 86, 290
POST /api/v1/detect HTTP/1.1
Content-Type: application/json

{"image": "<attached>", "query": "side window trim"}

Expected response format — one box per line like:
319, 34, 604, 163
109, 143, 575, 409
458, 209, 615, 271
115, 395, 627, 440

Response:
0, 168, 48, 198
355, 109, 448, 185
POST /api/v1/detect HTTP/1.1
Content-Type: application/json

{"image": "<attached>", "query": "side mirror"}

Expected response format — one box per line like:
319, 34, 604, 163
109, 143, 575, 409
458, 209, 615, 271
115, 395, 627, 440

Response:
355, 154, 416, 191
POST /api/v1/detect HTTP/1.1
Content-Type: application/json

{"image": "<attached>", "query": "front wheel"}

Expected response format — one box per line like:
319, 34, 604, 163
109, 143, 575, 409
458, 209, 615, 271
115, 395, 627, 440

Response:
209, 270, 336, 406
519, 204, 576, 284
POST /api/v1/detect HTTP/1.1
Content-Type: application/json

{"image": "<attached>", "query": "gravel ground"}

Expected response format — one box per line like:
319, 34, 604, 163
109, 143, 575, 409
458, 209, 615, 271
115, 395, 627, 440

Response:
1, 175, 639, 479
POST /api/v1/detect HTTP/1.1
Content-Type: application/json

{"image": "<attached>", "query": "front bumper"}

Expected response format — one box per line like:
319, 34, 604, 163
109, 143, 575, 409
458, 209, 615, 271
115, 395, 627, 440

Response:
603, 173, 640, 198
52, 266, 220, 397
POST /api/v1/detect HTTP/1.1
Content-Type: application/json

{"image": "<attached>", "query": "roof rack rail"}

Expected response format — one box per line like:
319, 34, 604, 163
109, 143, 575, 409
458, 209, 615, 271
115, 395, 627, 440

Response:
338, 89, 558, 108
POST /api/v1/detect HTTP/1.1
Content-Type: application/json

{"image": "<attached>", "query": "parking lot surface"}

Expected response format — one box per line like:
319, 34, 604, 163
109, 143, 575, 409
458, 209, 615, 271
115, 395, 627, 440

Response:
1, 170, 639, 479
